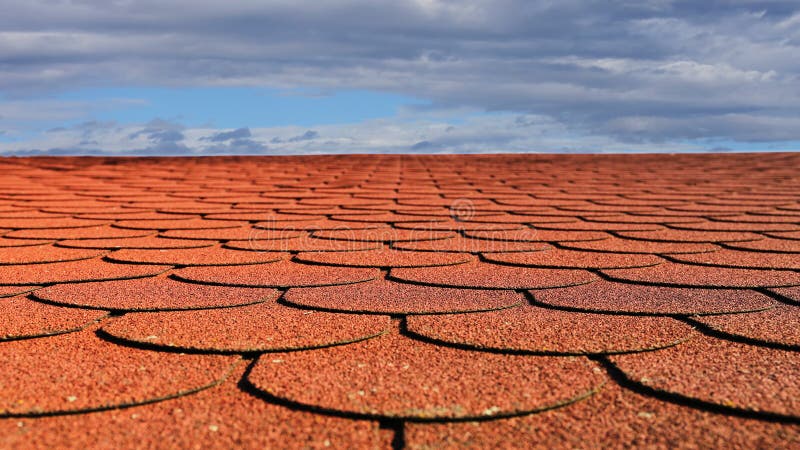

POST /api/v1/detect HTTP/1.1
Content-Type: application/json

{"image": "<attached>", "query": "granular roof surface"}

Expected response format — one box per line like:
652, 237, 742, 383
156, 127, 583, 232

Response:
0, 153, 799, 449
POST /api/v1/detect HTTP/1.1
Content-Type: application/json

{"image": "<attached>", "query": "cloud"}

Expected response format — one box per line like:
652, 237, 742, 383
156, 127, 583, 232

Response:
271, 130, 319, 143
201, 127, 252, 142
197, 127, 267, 153
11, 112, 782, 157
0, 1, 799, 145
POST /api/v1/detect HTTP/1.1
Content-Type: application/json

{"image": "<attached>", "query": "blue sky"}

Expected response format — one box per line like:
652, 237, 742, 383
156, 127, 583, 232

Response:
1, 1, 799, 155
54, 88, 420, 129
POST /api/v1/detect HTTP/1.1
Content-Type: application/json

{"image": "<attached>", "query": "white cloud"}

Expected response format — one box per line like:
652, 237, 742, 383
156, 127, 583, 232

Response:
1, 113, 722, 156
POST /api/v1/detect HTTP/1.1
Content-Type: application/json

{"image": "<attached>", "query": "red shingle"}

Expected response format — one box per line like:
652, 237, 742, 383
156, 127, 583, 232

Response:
5, 225, 151, 240
283, 279, 523, 314
616, 229, 763, 243
392, 260, 597, 289
112, 218, 246, 230
247, 330, 605, 419
0, 218, 109, 229
34, 276, 279, 311
0, 295, 106, 340
159, 226, 302, 241
407, 305, 694, 355
295, 247, 473, 268
174, 261, 380, 288
610, 335, 800, 418
560, 236, 719, 254
56, 236, 213, 249
102, 302, 391, 353
602, 262, 800, 288
0, 329, 236, 416
224, 235, 382, 252
533, 281, 777, 315
464, 228, 609, 242
0, 259, 169, 285
105, 246, 288, 266
404, 382, 800, 449
0, 285, 41, 298
312, 228, 456, 242
392, 235, 549, 252
693, 305, 800, 348
0, 245, 104, 265
483, 249, 663, 269
667, 248, 800, 270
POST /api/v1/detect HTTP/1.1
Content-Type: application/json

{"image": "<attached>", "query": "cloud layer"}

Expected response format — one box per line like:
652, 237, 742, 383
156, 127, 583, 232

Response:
1, 0, 799, 152
3, 113, 723, 156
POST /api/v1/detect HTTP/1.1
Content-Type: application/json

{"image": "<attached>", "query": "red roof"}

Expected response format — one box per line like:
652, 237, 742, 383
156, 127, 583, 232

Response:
0, 153, 799, 448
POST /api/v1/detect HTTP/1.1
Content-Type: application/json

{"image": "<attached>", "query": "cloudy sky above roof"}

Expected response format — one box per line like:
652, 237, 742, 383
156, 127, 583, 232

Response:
1, 0, 799, 155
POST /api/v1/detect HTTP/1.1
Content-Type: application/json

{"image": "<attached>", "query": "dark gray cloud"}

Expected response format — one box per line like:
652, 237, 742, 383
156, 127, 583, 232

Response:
128, 119, 185, 143
271, 130, 319, 143
0, 1, 799, 144
126, 118, 191, 154
199, 127, 268, 153
201, 127, 252, 142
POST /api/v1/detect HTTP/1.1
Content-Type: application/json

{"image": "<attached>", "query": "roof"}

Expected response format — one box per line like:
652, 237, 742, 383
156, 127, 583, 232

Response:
0, 153, 798, 449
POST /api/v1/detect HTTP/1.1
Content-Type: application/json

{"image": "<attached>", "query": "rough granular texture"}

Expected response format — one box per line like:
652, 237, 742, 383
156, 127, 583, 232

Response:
725, 237, 800, 253
312, 228, 455, 242
283, 279, 523, 314
224, 235, 381, 252
770, 285, 800, 304
0, 238, 54, 247
0, 285, 41, 298
668, 248, 800, 269
0, 153, 799, 447
393, 220, 522, 231
0, 218, 108, 229
610, 335, 800, 417
766, 230, 800, 240
666, 220, 800, 232
404, 382, 800, 449
0, 295, 106, 340
0, 368, 386, 449
602, 262, 800, 288
533, 281, 777, 315
34, 276, 280, 311
102, 302, 391, 353
5, 225, 151, 240
0, 245, 104, 265
247, 331, 606, 419
56, 235, 213, 249
174, 261, 380, 288
560, 237, 719, 254
254, 218, 386, 231
391, 261, 596, 289
531, 221, 664, 231
464, 228, 608, 242
0, 259, 170, 286
294, 247, 473, 268
112, 218, 246, 230
407, 305, 695, 355
482, 249, 663, 269
0, 329, 237, 416
160, 226, 302, 241
105, 246, 288, 266
391, 235, 549, 252
616, 229, 763, 243
694, 305, 800, 347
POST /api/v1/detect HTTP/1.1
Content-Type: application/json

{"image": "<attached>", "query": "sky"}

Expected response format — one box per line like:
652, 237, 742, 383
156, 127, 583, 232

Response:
1, 0, 799, 155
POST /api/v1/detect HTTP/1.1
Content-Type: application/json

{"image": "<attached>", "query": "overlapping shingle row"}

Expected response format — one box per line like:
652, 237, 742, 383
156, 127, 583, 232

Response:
0, 154, 799, 448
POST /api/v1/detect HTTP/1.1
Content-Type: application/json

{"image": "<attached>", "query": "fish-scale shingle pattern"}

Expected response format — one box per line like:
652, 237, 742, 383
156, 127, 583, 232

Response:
0, 153, 799, 449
